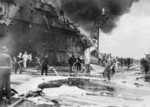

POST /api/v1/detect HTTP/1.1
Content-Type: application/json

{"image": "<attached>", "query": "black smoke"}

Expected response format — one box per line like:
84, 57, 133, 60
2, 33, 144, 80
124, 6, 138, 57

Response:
60, 0, 139, 33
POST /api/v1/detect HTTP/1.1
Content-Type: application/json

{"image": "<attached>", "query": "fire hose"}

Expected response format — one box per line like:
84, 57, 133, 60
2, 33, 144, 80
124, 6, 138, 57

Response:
72, 61, 86, 74
8, 90, 32, 107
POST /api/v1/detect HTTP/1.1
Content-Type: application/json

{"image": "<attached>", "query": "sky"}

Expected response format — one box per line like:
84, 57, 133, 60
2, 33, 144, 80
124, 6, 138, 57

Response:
98, 0, 150, 59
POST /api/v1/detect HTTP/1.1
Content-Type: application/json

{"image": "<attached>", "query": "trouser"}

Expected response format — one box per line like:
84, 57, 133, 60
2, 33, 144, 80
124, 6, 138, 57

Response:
145, 65, 149, 74
98, 58, 101, 64
85, 64, 90, 74
69, 65, 73, 75
41, 65, 48, 76
14, 63, 22, 74
103, 65, 112, 80
112, 66, 116, 75
76, 63, 81, 71
23, 60, 27, 68
0, 68, 11, 100
14, 63, 18, 73
127, 62, 130, 68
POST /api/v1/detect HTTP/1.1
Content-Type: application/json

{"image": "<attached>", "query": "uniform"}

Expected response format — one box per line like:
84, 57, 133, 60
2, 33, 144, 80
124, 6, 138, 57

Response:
0, 46, 12, 101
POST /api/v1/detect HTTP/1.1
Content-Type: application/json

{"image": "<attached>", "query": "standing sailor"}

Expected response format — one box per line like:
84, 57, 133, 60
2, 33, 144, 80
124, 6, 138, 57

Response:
103, 54, 114, 81
0, 46, 12, 103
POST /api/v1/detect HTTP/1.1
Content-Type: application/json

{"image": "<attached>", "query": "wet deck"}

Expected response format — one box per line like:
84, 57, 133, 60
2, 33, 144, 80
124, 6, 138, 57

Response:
2, 66, 150, 107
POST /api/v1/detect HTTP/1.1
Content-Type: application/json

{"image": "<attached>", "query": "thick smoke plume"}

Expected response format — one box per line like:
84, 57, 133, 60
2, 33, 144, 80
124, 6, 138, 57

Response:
59, 0, 139, 33
99, 0, 150, 58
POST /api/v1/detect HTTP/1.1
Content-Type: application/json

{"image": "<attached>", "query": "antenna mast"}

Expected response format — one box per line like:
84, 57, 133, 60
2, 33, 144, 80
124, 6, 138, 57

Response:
90, 8, 108, 59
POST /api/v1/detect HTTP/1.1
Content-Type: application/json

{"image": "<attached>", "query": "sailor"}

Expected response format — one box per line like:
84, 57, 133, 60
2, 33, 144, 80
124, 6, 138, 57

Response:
41, 54, 49, 76
103, 54, 114, 81
28, 53, 33, 67
98, 52, 102, 65
14, 52, 23, 74
0, 46, 12, 103
84, 49, 91, 74
76, 56, 82, 71
68, 54, 76, 75
127, 58, 131, 69
22, 51, 29, 69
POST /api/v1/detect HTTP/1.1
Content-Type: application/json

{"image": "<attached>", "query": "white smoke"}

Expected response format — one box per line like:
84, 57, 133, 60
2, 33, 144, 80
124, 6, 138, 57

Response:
0, 32, 15, 55
99, 0, 150, 59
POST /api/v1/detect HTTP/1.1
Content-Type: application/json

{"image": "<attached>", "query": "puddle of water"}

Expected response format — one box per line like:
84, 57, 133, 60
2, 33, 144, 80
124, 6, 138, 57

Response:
37, 78, 116, 98
68, 78, 115, 93
38, 78, 115, 93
